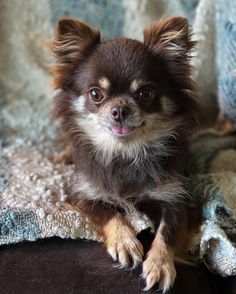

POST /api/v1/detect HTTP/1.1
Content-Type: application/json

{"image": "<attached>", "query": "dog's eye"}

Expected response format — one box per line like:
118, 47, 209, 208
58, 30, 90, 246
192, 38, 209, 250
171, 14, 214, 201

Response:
137, 86, 154, 103
89, 88, 104, 103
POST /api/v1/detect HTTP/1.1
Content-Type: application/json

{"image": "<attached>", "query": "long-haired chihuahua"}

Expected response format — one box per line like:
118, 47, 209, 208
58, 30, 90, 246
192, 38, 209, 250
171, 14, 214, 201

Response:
50, 16, 199, 292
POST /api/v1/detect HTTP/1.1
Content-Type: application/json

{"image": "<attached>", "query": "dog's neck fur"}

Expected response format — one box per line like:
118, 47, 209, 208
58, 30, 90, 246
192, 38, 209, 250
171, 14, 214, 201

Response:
72, 128, 187, 197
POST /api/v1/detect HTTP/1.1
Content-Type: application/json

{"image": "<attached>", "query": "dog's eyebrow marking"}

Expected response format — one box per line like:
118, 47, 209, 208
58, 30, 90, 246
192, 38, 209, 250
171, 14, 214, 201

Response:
130, 79, 143, 92
98, 77, 110, 90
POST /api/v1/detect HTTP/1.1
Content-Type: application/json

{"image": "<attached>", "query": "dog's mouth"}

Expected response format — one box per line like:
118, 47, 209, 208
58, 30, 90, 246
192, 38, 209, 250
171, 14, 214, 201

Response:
101, 121, 144, 137
109, 126, 135, 137
99, 116, 144, 138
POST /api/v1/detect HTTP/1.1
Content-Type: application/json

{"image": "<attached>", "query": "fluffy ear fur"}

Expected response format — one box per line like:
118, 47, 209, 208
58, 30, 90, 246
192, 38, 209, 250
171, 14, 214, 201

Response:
143, 17, 196, 90
143, 16, 195, 56
49, 19, 100, 89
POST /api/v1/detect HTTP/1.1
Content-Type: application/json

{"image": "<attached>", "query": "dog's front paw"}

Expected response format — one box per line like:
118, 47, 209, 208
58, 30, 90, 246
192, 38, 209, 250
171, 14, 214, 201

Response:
142, 248, 176, 292
103, 217, 143, 268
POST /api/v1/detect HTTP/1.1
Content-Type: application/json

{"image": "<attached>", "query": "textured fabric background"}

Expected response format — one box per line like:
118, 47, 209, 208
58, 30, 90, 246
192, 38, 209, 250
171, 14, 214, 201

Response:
0, 0, 236, 278
217, 0, 236, 124
188, 130, 236, 276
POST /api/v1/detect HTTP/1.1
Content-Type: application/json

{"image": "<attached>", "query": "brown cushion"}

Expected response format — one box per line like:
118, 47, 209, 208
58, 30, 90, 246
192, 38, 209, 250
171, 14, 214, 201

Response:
0, 236, 225, 294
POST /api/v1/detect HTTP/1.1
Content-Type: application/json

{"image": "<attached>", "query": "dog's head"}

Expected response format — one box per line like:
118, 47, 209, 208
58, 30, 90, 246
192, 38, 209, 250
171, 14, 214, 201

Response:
50, 17, 198, 163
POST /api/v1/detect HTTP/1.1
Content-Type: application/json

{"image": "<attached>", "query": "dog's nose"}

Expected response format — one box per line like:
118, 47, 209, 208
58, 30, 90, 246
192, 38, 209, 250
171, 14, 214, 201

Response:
111, 106, 130, 122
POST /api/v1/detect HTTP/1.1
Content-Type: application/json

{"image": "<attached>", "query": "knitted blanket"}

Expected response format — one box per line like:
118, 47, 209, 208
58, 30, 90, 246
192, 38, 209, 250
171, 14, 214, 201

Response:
0, 0, 236, 278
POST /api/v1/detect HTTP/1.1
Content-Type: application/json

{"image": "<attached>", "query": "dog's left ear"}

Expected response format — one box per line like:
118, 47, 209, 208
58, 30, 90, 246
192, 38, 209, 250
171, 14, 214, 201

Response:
143, 17, 195, 55
144, 17, 196, 94
143, 17, 195, 62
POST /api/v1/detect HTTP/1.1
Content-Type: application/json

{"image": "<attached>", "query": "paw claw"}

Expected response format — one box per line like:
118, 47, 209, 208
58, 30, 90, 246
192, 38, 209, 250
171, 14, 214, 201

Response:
118, 248, 130, 268
132, 258, 141, 270
107, 246, 117, 261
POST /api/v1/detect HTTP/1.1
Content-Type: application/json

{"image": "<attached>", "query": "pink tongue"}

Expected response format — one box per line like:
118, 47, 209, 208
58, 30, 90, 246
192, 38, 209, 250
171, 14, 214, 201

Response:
111, 127, 134, 135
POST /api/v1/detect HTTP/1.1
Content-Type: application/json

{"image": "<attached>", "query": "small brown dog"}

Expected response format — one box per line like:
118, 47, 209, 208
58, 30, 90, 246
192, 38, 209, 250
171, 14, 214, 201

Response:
50, 17, 198, 292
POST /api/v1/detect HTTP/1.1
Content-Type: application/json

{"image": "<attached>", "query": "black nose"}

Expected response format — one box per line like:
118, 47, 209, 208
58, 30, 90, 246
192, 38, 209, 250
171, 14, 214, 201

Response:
110, 106, 130, 122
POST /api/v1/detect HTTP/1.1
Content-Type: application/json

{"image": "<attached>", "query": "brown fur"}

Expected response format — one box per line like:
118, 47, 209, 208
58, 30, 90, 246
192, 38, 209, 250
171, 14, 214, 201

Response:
50, 17, 201, 292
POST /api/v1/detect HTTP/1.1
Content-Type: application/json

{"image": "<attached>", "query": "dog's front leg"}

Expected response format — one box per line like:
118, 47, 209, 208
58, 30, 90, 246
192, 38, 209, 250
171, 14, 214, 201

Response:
142, 206, 187, 292
77, 199, 143, 268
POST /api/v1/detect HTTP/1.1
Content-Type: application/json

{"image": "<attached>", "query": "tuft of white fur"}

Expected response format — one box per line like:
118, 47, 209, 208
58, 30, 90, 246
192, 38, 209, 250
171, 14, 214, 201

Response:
73, 95, 86, 112
146, 179, 189, 203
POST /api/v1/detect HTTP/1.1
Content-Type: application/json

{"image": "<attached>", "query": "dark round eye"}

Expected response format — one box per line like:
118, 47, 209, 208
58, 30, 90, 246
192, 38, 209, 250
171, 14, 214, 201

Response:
89, 87, 104, 103
137, 86, 154, 103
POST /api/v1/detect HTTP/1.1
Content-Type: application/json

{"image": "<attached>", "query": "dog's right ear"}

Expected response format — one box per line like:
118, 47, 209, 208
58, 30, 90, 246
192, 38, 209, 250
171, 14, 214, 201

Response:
49, 19, 100, 89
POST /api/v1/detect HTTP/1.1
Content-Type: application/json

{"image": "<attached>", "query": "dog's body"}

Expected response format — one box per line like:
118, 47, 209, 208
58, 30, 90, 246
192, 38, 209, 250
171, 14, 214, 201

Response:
50, 17, 199, 292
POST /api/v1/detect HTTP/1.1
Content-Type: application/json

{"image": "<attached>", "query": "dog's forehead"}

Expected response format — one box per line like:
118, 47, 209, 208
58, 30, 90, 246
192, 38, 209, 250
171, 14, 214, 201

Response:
90, 38, 152, 90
